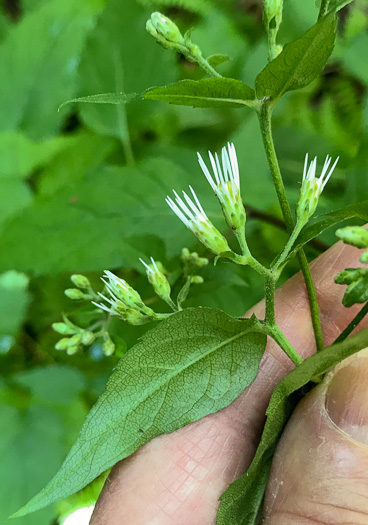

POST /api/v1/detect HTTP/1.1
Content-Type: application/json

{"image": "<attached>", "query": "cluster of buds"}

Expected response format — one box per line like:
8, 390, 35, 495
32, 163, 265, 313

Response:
181, 248, 208, 280
53, 316, 96, 356
93, 270, 158, 325
64, 274, 98, 301
296, 154, 339, 226
146, 12, 204, 65
336, 226, 368, 263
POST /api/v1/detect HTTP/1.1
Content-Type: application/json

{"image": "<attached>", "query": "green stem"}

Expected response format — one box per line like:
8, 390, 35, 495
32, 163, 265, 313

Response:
267, 324, 304, 366
333, 302, 368, 344
264, 275, 276, 325
165, 296, 179, 313
268, 29, 278, 62
318, 0, 330, 20
196, 55, 222, 78
258, 103, 325, 352
273, 222, 303, 271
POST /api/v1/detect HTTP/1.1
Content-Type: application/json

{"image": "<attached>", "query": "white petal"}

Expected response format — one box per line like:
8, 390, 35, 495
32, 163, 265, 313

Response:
139, 258, 152, 272
208, 151, 221, 186
198, 153, 217, 193
166, 196, 191, 228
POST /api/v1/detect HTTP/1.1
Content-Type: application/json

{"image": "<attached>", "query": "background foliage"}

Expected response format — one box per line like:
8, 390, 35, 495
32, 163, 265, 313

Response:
1, 0, 368, 522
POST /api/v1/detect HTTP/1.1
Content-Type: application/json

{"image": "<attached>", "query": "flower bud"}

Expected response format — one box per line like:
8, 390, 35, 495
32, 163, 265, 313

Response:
360, 250, 368, 264
102, 337, 115, 356
81, 331, 95, 346
264, 0, 283, 29
66, 345, 79, 356
102, 271, 145, 310
55, 338, 70, 351
52, 322, 77, 335
334, 268, 367, 285
336, 226, 368, 249
140, 258, 172, 303
70, 274, 91, 290
150, 12, 184, 45
69, 334, 82, 346
65, 288, 86, 300
191, 275, 204, 284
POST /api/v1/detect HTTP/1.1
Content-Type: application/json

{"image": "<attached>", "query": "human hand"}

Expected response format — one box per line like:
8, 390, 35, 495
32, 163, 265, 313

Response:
90, 240, 368, 525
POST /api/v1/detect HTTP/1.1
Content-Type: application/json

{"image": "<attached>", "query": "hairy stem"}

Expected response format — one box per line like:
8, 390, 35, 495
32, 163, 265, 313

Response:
264, 275, 276, 325
318, 0, 330, 20
258, 103, 325, 352
333, 302, 368, 344
196, 55, 222, 78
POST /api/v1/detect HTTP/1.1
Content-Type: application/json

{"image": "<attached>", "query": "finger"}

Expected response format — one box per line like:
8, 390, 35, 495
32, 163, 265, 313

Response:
264, 348, 368, 525
91, 242, 368, 525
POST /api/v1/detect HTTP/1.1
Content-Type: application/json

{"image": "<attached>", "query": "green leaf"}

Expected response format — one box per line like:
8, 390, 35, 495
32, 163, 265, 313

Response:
206, 53, 230, 67
287, 201, 368, 262
335, 268, 368, 307
329, 0, 354, 11
15, 307, 266, 517
255, 13, 336, 101
0, 366, 87, 525
0, 158, 225, 275
0, 132, 67, 179
0, 0, 102, 139
59, 92, 137, 111
137, 0, 212, 14
144, 78, 257, 109
0, 271, 30, 337
77, 0, 176, 139
217, 327, 368, 525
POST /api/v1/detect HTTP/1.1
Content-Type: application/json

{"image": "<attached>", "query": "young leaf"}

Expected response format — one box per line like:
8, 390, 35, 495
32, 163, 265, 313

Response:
58, 92, 137, 111
217, 327, 368, 525
206, 54, 230, 67
255, 12, 336, 102
15, 307, 266, 517
335, 268, 368, 307
144, 78, 257, 109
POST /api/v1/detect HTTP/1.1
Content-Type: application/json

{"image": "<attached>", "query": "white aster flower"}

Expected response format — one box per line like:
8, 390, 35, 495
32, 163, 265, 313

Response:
92, 271, 155, 324
166, 185, 230, 255
297, 153, 339, 222
197, 143, 246, 231
140, 257, 173, 305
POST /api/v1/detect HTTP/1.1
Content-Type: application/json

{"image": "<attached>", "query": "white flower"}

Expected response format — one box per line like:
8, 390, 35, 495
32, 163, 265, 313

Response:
197, 143, 246, 231
92, 271, 155, 324
140, 257, 172, 304
297, 153, 339, 222
166, 186, 230, 255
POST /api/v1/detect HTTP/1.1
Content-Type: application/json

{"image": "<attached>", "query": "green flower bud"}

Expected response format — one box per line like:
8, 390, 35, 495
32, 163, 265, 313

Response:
70, 274, 91, 290
334, 268, 367, 285
360, 250, 368, 264
52, 322, 77, 335
150, 12, 184, 45
55, 338, 70, 351
65, 288, 86, 300
69, 334, 82, 346
81, 331, 95, 346
66, 345, 79, 356
191, 275, 204, 284
263, 0, 283, 29
336, 226, 368, 249
102, 337, 115, 356
140, 257, 172, 303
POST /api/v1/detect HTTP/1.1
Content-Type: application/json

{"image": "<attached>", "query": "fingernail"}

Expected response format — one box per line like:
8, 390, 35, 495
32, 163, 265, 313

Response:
326, 348, 368, 444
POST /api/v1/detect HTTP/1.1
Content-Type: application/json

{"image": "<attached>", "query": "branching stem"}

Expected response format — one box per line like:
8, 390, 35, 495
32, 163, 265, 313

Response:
258, 103, 325, 353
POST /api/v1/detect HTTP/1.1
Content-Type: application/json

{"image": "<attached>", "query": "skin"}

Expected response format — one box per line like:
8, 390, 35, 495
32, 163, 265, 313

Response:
91, 241, 368, 525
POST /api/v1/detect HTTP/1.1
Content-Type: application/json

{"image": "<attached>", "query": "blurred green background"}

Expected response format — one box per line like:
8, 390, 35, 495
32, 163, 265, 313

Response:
0, 0, 367, 523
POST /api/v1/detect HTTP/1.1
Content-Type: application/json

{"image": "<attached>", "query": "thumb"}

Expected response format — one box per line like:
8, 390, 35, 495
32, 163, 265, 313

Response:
263, 348, 368, 524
